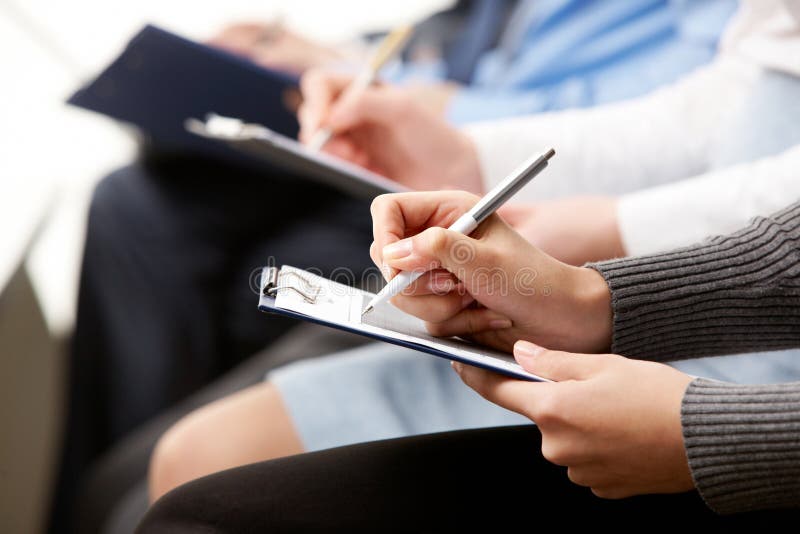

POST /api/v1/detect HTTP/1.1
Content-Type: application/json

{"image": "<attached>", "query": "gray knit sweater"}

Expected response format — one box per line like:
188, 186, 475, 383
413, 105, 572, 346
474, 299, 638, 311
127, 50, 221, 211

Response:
589, 201, 800, 515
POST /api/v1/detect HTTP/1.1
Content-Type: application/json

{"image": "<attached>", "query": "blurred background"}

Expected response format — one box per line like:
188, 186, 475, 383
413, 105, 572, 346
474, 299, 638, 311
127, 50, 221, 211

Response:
0, 1, 446, 532
12, 0, 795, 531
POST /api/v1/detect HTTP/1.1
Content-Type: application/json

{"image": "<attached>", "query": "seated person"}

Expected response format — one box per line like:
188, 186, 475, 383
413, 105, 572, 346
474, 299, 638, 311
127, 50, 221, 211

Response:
139, 190, 800, 530
145, 0, 800, 502
72, 0, 736, 445
55, 5, 738, 532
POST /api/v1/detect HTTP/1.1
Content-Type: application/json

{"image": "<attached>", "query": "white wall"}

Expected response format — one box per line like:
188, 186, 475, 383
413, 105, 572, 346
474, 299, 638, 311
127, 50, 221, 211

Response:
1, 4, 450, 532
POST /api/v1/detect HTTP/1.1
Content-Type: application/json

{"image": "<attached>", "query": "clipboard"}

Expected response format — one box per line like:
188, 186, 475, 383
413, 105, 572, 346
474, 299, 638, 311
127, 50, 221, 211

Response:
187, 114, 404, 199
68, 24, 300, 151
257, 265, 548, 382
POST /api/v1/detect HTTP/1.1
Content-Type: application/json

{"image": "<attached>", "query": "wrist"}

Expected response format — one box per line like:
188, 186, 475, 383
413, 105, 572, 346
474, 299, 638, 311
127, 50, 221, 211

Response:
571, 266, 613, 352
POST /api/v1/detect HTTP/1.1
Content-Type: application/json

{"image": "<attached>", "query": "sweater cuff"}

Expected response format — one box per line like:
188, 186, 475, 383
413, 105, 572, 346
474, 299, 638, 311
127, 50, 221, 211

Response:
587, 202, 800, 362
682, 378, 800, 514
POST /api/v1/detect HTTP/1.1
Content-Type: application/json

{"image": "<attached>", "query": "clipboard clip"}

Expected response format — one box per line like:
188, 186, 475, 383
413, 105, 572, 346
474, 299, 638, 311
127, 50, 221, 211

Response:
261, 266, 320, 304
185, 113, 268, 141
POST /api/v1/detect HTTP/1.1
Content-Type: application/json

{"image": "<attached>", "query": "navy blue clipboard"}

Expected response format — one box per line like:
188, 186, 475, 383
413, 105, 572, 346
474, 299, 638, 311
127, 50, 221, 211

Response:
68, 24, 300, 152
257, 267, 546, 382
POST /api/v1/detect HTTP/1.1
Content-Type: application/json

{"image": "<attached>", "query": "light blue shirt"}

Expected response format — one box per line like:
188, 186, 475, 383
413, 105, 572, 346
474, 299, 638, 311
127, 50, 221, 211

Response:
391, 0, 737, 125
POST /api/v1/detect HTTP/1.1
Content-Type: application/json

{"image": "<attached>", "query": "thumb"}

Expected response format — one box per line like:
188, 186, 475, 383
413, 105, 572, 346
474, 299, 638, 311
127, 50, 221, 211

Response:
513, 341, 604, 382
383, 227, 486, 280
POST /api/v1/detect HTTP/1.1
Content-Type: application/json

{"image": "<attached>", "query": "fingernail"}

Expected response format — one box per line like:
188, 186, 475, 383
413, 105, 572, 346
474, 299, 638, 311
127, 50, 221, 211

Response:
383, 239, 413, 260
489, 319, 512, 330
451, 361, 463, 374
514, 340, 544, 358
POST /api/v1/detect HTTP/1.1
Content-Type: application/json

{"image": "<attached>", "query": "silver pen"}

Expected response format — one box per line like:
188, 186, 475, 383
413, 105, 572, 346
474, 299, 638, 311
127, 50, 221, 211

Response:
308, 25, 413, 152
362, 148, 556, 316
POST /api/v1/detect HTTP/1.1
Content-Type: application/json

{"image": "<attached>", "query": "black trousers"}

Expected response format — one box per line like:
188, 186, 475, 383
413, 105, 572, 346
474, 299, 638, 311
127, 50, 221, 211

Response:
50, 152, 375, 532
136, 425, 795, 532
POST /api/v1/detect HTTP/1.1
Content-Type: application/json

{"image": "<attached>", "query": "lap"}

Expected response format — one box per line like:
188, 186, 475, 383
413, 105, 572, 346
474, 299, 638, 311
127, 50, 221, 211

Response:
138, 425, 794, 532
270, 344, 530, 451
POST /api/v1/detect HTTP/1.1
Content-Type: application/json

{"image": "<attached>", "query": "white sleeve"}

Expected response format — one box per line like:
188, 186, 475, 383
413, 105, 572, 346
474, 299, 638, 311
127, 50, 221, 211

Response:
617, 143, 800, 256
461, 58, 760, 201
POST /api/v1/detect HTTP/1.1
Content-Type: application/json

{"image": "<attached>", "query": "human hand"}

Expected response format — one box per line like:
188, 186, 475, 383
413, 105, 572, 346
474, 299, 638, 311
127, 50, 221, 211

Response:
208, 22, 343, 75
455, 341, 695, 498
370, 191, 612, 353
499, 197, 626, 266
403, 82, 461, 116
298, 70, 482, 192
207, 22, 277, 56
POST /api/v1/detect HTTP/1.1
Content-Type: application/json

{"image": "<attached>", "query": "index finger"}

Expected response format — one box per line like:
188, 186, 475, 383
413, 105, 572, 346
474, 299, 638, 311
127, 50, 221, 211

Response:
454, 362, 556, 419
298, 70, 353, 142
370, 191, 480, 271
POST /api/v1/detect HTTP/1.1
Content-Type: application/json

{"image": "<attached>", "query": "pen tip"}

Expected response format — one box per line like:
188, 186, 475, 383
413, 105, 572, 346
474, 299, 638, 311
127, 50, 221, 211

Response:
361, 306, 374, 317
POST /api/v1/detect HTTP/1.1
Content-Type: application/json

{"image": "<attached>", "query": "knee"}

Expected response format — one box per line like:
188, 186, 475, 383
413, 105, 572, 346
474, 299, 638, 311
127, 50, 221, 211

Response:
91, 164, 140, 215
83, 163, 175, 263
87, 163, 160, 233
148, 414, 205, 504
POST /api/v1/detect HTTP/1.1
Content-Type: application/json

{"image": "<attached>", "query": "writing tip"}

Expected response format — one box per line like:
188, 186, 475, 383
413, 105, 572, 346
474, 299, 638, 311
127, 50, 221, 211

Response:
361, 306, 374, 317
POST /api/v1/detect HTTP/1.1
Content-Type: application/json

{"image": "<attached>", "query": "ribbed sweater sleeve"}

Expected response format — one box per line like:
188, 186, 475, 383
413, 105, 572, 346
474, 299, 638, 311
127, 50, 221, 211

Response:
587, 201, 800, 362
587, 201, 800, 514
681, 378, 800, 514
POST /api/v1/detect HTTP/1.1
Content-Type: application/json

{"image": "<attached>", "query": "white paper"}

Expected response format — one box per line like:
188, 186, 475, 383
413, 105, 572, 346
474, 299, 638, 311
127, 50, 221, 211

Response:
273, 266, 546, 381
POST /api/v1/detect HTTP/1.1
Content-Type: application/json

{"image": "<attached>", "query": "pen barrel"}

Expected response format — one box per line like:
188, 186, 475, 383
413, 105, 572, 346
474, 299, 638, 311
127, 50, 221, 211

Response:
448, 213, 479, 235
382, 269, 426, 301
307, 129, 333, 152
469, 150, 553, 224
351, 68, 376, 92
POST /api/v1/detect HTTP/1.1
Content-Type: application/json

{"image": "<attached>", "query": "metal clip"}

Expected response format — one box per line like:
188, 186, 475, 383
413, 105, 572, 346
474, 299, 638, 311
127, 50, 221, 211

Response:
261, 267, 320, 303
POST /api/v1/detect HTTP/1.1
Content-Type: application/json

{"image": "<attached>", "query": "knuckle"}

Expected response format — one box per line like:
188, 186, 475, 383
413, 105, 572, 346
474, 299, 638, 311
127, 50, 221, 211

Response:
425, 321, 449, 337
369, 194, 393, 217
455, 190, 482, 208
422, 227, 450, 256
466, 311, 485, 334
457, 364, 480, 390
540, 438, 569, 467
591, 487, 626, 500
299, 69, 322, 93
529, 390, 560, 427
566, 467, 590, 487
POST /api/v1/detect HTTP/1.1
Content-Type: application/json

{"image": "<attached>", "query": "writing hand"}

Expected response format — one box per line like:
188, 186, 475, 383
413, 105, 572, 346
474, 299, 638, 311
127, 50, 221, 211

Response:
298, 70, 482, 192
370, 191, 612, 353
